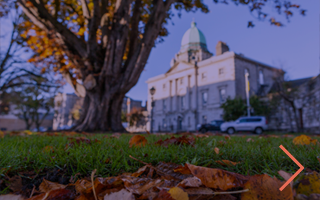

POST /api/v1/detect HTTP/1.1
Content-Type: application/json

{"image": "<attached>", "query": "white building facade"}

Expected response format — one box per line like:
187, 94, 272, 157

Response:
146, 21, 283, 132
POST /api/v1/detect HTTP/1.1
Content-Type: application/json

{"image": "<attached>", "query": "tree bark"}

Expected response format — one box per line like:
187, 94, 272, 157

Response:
73, 87, 127, 132
18, 0, 174, 132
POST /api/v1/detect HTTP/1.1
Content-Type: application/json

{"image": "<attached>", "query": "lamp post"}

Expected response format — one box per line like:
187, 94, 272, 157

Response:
150, 87, 156, 133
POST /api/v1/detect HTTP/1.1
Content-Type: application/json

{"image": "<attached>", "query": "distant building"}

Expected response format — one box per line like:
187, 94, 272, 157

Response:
146, 21, 284, 132
268, 75, 320, 133
53, 93, 145, 130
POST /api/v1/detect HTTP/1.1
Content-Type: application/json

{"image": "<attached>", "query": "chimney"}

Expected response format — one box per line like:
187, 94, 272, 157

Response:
215, 41, 229, 56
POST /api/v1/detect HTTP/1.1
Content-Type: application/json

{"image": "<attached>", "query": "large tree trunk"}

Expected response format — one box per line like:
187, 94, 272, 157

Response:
18, 0, 174, 132
73, 87, 127, 132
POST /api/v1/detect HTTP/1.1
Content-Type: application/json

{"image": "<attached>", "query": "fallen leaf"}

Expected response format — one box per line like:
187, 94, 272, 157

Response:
168, 187, 189, 200
0, 131, 4, 138
39, 179, 67, 193
293, 135, 317, 145
278, 170, 293, 188
6, 175, 23, 192
241, 174, 293, 200
196, 134, 209, 138
216, 160, 240, 167
110, 133, 121, 139
121, 176, 163, 195
27, 189, 75, 200
0, 194, 24, 200
154, 189, 175, 200
177, 176, 202, 188
103, 189, 135, 200
224, 135, 231, 140
295, 171, 320, 196
146, 130, 151, 135
155, 136, 195, 147
173, 164, 192, 175
129, 135, 147, 148
186, 164, 248, 190
247, 138, 254, 142
214, 147, 219, 155
42, 146, 54, 153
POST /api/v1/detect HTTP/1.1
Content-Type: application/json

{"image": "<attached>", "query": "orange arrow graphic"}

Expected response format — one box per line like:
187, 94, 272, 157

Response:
279, 145, 304, 191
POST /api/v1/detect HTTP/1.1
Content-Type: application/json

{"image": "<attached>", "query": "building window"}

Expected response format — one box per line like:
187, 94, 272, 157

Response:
202, 92, 208, 105
219, 88, 226, 102
163, 119, 166, 128
259, 70, 264, 85
188, 117, 191, 127
170, 97, 173, 111
181, 96, 185, 109
202, 115, 207, 124
163, 99, 166, 110
202, 72, 207, 80
219, 68, 224, 75
180, 77, 183, 84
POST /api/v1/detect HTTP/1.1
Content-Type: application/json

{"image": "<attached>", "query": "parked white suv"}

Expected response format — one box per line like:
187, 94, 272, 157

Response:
220, 116, 268, 135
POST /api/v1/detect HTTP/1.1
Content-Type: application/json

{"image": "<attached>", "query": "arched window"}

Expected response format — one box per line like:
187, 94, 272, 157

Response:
259, 70, 264, 85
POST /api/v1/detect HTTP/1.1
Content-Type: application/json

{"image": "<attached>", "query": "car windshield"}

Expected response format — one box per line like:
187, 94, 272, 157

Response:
210, 121, 217, 125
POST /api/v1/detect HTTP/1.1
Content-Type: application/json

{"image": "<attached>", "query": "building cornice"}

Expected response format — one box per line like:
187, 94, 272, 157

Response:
234, 53, 285, 74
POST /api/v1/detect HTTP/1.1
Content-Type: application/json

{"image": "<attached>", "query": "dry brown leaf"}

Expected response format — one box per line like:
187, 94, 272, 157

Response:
121, 176, 163, 195
224, 135, 231, 140
155, 162, 193, 181
168, 187, 189, 200
241, 174, 293, 200
0, 131, 4, 138
155, 136, 195, 147
39, 179, 67, 193
42, 146, 54, 153
196, 134, 209, 138
0, 194, 24, 200
154, 189, 175, 200
278, 170, 293, 188
6, 175, 23, 193
293, 135, 317, 145
103, 189, 134, 200
146, 130, 151, 135
186, 164, 248, 190
74, 179, 92, 194
173, 164, 192, 175
295, 171, 320, 196
177, 177, 202, 188
214, 147, 219, 155
246, 138, 254, 142
26, 189, 75, 200
129, 135, 147, 148
216, 160, 240, 167
110, 133, 121, 139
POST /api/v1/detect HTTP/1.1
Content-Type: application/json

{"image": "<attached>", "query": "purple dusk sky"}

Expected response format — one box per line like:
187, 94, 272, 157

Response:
1, 1, 319, 105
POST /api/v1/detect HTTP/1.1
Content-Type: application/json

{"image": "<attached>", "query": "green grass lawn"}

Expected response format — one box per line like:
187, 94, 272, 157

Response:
0, 133, 319, 181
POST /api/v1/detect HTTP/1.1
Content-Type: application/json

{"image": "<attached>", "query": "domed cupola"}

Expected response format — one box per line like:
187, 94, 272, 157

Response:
180, 20, 208, 52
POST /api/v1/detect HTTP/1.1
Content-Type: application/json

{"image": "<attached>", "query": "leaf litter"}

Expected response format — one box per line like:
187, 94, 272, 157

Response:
1, 133, 320, 199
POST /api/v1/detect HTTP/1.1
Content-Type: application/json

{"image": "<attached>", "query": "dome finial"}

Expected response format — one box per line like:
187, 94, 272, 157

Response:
191, 18, 196, 27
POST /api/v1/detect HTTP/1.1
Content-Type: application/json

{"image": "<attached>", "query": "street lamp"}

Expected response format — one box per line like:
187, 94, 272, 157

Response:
150, 87, 156, 133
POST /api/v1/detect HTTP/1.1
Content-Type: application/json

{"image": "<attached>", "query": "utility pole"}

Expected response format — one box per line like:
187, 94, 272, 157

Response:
245, 70, 251, 117
194, 61, 199, 130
